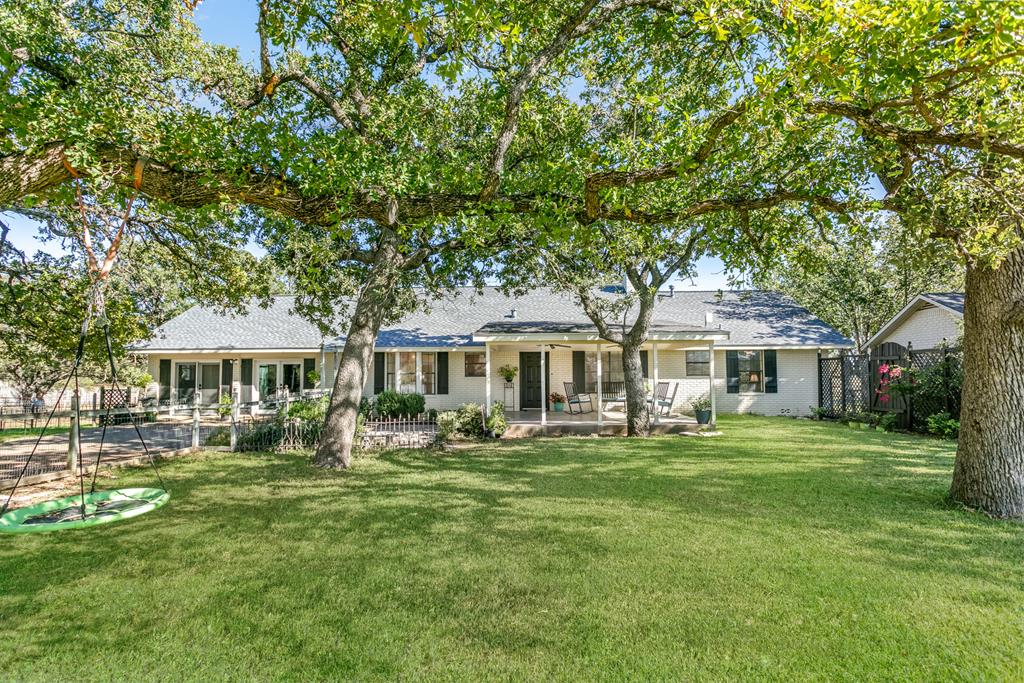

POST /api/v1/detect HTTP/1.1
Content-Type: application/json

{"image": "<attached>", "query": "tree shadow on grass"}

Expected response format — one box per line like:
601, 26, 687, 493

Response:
1, 420, 1022, 678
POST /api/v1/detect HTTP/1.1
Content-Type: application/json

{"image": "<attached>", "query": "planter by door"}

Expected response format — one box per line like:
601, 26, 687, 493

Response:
695, 409, 712, 425
553, 402, 564, 412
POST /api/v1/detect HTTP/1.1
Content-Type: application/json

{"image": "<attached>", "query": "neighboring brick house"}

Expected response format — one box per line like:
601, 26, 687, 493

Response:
867, 292, 964, 352
132, 288, 853, 423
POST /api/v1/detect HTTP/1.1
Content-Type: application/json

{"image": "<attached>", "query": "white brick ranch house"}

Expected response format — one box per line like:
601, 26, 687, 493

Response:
133, 288, 853, 429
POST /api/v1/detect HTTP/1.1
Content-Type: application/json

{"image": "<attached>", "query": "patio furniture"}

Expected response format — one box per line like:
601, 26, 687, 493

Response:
562, 382, 594, 415
601, 381, 627, 410
648, 381, 677, 416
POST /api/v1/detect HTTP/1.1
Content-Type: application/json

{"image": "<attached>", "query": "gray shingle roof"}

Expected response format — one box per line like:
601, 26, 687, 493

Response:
923, 292, 965, 315
353, 288, 852, 349
474, 319, 721, 336
135, 296, 324, 351
135, 288, 854, 352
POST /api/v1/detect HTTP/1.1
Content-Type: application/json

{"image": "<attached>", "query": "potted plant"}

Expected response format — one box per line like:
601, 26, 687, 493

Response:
498, 364, 518, 384
549, 392, 565, 412
691, 394, 712, 425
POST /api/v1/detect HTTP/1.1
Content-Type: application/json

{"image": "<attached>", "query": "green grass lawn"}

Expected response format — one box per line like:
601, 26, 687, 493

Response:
1, 416, 1022, 681
0, 426, 71, 443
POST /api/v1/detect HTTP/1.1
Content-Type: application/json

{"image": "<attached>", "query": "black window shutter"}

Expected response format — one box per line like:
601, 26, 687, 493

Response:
437, 352, 449, 394
241, 359, 253, 387
374, 352, 385, 394
303, 358, 315, 390
221, 359, 233, 391
572, 351, 586, 389
158, 359, 171, 402
764, 350, 778, 393
640, 350, 649, 378
726, 351, 740, 394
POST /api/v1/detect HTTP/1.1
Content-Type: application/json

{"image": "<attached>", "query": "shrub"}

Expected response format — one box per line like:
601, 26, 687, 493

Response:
402, 392, 426, 416
808, 405, 828, 421
927, 412, 960, 440
288, 396, 328, 422
218, 392, 234, 418
486, 400, 507, 437
206, 427, 231, 447
436, 411, 458, 443
374, 390, 426, 417
235, 421, 284, 451
879, 412, 899, 432
455, 402, 486, 438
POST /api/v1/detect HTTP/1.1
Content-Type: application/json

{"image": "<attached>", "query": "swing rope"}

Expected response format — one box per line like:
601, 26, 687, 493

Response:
0, 155, 166, 517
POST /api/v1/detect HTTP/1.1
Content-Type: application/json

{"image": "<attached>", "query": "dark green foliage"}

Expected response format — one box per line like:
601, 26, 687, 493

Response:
373, 390, 425, 418
485, 401, 507, 438
205, 427, 231, 447
454, 403, 486, 438
912, 351, 963, 421
287, 396, 329, 422
927, 412, 960, 440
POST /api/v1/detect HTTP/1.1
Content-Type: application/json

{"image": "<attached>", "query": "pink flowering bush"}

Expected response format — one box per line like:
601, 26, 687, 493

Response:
877, 363, 915, 405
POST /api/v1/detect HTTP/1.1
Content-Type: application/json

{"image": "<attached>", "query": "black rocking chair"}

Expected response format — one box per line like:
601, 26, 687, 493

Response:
563, 382, 594, 415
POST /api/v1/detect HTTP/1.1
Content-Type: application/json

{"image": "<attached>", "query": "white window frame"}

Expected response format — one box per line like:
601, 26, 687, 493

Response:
421, 352, 437, 395
683, 350, 711, 378
736, 350, 765, 394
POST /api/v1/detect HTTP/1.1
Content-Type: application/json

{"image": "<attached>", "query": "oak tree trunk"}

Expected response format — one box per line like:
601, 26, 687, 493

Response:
950, 245, 1024, 518
314, 257, 400, 468
622, 342, 650, 437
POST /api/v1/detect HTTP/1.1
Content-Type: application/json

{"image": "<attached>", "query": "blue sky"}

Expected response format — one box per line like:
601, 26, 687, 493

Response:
3, 1, 736, 291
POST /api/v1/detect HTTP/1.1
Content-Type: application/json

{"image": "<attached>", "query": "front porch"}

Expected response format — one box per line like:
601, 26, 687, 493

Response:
504, 408, 703, 437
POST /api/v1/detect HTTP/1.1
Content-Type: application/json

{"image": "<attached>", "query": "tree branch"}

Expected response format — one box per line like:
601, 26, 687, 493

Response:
807, 100, 1024, 159
479, 0, 685, 200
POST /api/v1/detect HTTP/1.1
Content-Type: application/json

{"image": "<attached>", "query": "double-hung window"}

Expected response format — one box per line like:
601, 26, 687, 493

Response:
685, 350, 711, 377
464, 352, 486, 377
421, 352, 436, 395
737, 350, 764, 393
398, 352, 417, 393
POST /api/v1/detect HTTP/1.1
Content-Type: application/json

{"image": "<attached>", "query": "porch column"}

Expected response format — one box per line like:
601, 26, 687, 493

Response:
394, 351, 400, 391
415, 351, 423, 394
709, 341, 717, 427
652, 342, 660, 425
485, 343, 492, 415
596, 344, 603, 428
540, 344, 547, 426
320, 346, 326, 389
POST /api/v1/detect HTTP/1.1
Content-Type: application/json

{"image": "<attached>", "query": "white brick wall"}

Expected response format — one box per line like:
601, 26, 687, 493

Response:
148, 346, 822, 417
712, 349, 819, 417
876, 306, 962, 350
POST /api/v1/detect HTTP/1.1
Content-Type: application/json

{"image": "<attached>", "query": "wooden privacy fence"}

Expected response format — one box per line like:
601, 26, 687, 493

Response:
818, 342, 962, 432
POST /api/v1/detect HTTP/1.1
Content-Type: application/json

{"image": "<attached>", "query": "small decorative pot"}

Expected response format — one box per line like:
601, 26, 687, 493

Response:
553, 402, 564, 412
695, 409, 712, 425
